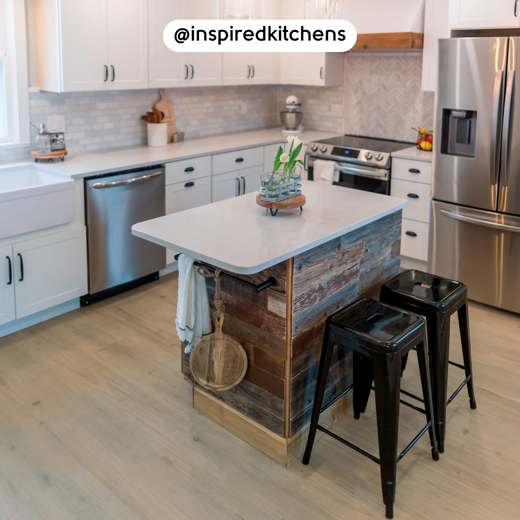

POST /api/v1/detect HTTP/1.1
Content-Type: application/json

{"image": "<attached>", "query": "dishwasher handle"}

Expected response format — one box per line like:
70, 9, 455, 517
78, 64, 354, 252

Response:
92, 170, 163, 189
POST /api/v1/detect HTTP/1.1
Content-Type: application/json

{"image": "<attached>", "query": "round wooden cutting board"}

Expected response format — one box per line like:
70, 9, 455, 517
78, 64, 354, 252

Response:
256, 194, 306, 211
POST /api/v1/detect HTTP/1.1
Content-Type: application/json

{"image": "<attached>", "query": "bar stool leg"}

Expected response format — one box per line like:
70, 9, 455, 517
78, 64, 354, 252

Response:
373, 353, 401, 519
457, 303, 477, 410
303, 325, 335, 465
416, 340, 440, 461
427, 313, 450, 453
353, 352, 373, 419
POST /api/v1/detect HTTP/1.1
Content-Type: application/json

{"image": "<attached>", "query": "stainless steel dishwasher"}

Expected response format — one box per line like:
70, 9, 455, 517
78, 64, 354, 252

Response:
82, 166, 166, 305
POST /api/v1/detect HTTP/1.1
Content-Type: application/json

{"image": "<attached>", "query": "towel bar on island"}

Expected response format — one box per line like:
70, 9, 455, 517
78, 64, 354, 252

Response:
173, 254, 277, 293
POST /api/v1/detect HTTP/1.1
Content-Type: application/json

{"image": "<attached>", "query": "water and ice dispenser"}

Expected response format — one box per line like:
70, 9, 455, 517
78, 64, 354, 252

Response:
440, 109, 477, 158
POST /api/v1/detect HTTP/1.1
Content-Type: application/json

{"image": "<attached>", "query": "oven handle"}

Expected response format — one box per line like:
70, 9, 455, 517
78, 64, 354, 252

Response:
334, 164, 389, 181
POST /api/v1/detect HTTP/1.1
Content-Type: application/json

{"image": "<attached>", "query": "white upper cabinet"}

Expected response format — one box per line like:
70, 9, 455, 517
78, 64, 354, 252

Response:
422, 0, 450, 92
148, 0, 184, 88
450, 0, 520, 30
57, 0, 108, 92
280, 52, 344, 87
107, 0, 148, 89
223, 54, 278, 85
36, 0, 148, 92
149, 0, 222, 88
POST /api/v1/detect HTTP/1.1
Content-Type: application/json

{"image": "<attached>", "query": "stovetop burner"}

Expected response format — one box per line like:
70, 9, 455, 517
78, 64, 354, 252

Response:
306, 134, 414, 169
315, 135, 413, 154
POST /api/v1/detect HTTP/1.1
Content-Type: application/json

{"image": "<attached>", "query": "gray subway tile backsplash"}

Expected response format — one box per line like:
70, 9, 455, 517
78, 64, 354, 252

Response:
1, 54, 433, 163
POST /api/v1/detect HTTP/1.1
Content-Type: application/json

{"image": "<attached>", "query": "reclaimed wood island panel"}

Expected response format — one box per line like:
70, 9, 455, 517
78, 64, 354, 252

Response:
132, 181, 407, 467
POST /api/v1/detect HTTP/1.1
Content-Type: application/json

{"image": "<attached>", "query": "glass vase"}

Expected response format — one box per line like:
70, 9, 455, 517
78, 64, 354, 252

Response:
260, 167, 303, 203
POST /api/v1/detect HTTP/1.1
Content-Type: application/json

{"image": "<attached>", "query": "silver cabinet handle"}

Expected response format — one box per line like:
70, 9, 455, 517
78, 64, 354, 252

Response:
247, 65, 251, 78
441, 209, 520, 233
241, 176, 246, 194
320, 66, 324, 80
190, 64, 194, 79
92, 171, 163, 189
185, 65, 189, 79
491, 71, 504, 185
251, 65, 255, 78
236, 178, 240, 196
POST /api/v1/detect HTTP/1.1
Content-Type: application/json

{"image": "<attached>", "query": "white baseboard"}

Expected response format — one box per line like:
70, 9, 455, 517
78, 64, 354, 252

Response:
401, 256, 428, 272
160, 262, 178, 276
0, 298, 80, 338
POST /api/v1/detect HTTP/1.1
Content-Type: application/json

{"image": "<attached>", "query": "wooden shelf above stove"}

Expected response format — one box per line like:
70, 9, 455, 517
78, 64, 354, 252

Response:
352, 32, 424, 51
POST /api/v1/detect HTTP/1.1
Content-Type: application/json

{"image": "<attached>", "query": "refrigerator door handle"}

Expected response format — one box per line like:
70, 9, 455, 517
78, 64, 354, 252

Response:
501, 70, 515, 188
491, 71, 505, 186
441, 209, 520, 233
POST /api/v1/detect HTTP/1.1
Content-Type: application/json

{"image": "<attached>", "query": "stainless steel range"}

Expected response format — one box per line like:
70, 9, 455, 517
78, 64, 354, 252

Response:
305, 135, 413, 194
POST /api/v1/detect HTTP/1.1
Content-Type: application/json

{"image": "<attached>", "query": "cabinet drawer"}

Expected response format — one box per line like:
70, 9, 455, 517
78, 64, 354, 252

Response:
401, 220, 429, 262
166, 176, 212, 215
391, 179, 431, 223
166, 156, 211, 185
212, 146, 264, 175
392, 158, 432, 185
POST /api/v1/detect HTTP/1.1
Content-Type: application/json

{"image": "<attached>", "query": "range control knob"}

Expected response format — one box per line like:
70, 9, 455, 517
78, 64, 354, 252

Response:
320, 145, 328, 153
310, 144, 318, 152
365, 152, 373, 160
375, 153, 384, 161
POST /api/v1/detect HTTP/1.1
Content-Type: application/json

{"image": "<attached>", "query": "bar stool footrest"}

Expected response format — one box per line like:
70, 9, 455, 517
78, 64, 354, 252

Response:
320, 385, 353, 414
447, 374, 472, 406
448, 360, 466, 370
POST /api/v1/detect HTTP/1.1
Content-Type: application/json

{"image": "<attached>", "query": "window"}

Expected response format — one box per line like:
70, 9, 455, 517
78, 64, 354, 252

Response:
0, 0, 30, 147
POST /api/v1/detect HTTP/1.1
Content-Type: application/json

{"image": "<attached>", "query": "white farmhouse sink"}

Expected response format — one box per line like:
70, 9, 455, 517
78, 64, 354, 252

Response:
0, 164, 74, 240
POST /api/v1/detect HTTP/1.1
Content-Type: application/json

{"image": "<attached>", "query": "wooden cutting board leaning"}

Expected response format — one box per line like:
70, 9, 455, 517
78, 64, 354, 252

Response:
153, 89, 177, 142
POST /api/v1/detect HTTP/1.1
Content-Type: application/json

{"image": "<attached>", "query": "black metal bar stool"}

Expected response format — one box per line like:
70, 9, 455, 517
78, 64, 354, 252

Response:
303, 299, 439, 519
380, 269, 477, 453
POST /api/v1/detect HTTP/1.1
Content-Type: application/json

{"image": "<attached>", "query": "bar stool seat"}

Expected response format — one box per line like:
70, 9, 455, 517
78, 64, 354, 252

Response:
380, 270, 477, 453
303, 299, 439, 519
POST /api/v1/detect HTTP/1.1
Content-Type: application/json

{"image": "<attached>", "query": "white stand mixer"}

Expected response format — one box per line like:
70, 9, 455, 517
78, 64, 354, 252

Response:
281, 95, 304, 134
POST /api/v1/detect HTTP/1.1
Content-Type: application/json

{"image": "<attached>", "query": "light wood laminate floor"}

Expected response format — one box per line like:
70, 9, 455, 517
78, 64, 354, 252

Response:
0, 273, 519, 520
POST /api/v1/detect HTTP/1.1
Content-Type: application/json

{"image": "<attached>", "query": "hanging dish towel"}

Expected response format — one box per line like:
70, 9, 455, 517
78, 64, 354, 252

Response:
176, 254, 212, 353
314, 159, 339, 184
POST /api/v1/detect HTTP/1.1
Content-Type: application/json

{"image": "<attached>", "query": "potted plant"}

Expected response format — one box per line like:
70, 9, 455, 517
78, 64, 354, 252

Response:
260, 136, 304, 202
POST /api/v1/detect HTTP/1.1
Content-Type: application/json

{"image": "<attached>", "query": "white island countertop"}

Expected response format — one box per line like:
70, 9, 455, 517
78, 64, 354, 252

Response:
132, 181, 407, 275
33, 128, 337, 179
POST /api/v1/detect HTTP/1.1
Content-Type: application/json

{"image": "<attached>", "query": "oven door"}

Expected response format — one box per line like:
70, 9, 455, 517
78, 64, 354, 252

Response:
308, 158, 390, 194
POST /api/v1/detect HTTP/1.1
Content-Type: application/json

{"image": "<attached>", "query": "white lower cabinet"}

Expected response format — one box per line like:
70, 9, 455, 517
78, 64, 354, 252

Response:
0, 245, 16, 326
401, 220, 430, 263
10, 227, 88, 320
239, 165, 263, 195
212, 171, 243, 202
391, 179, 431, 224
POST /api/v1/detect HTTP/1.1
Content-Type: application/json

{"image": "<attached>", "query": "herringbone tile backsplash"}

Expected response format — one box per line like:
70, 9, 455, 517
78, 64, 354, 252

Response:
1, 53, 433, 163
279, 53, 434, 143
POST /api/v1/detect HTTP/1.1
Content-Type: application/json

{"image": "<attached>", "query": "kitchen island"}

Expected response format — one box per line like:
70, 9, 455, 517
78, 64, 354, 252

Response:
132, 181, 406, 466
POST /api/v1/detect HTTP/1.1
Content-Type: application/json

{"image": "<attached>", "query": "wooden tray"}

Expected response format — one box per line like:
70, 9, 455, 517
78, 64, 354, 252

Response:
31, 150, 68, 162
256, 193, 306, 216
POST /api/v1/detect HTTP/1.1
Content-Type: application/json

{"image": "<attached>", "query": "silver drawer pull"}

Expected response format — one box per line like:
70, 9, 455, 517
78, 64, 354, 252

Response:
92, 171, 163, 189
441, 209, 520, 233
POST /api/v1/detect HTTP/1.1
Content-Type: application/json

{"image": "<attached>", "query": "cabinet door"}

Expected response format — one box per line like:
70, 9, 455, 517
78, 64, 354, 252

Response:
223, 53, 251, 86
0, 246, 16, 326
60, 0, 108, 92
149, 0, 184, 88
450, 0, 520, 29
166, 176, 212, 215
183, 53, 223, 87
13, 228, 88, 320
212, 171, 242, 202
282, 52, 326, 86
182, 0, 218, 19
250, 53, 278, 85
239, 165, 264, 195
107, 0, 149, 90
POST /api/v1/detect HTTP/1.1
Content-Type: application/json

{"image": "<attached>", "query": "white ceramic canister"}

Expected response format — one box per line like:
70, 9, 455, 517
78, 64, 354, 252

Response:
147, 122, 168, 147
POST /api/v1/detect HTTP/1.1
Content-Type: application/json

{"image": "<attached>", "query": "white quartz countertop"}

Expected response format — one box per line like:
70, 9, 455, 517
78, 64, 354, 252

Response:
34, 128, 337, 179
132, 181, 407, 275
391, 146, 433, 162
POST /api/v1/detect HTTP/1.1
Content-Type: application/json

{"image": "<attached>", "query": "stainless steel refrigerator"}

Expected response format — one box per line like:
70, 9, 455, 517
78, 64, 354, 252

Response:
430, 37, 520, 314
